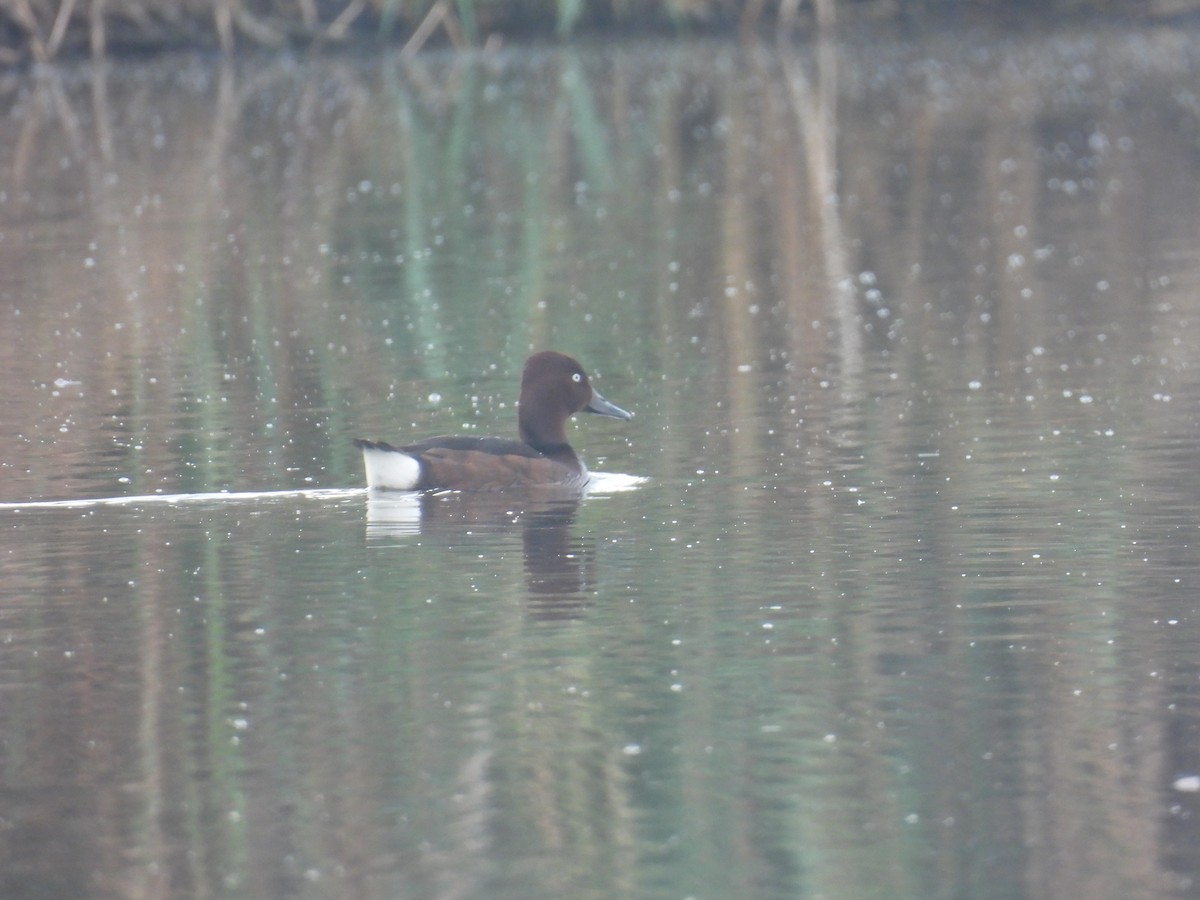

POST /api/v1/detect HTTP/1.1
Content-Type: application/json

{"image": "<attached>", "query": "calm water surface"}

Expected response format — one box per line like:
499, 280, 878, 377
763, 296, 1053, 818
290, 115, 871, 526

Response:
3, 23, 1200, 899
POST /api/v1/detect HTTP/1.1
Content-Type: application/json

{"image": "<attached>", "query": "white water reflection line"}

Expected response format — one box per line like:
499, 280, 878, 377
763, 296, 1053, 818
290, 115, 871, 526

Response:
0, 488, 367, 511
0, 476, 646, 512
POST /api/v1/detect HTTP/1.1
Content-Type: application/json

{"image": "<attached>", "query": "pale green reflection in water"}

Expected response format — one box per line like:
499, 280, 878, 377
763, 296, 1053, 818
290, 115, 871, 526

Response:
3, 25, 1200, 900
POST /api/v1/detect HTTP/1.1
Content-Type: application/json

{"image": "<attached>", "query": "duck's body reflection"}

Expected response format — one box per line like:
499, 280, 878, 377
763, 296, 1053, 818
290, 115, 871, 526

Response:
365, 489, 595, 619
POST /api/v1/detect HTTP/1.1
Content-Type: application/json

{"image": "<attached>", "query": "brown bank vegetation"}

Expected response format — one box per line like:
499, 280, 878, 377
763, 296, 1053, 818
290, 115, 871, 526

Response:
2, 0, 1198, 66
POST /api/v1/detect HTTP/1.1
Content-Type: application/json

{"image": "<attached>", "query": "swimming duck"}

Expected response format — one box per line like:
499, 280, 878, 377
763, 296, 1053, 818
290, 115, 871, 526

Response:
354, 351, 631, 491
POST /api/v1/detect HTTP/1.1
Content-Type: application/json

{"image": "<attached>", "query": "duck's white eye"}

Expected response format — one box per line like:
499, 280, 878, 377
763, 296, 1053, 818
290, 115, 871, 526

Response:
572, 372, 582, 383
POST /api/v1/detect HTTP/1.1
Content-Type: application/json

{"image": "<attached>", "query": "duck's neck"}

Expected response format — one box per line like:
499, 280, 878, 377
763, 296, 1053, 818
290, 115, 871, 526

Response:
520, 408, 571, 455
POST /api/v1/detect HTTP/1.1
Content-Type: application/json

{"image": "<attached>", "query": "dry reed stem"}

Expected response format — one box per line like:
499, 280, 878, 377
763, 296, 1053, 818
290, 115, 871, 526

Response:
232, 1, 285, 45
739, 0, 766, 32
8, 0, 49, 61
779, 0, 801, 29
297, 0, 317, 30
401, 0, 459, 59
45, 0, 77, 57
214, 0, 233, 51
325, 0, 367, 40
89, 0, 105, 55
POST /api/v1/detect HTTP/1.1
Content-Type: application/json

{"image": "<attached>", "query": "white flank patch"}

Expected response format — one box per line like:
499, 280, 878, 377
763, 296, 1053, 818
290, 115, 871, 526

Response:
360, 444, 422, 491
586, 472, 649, 493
